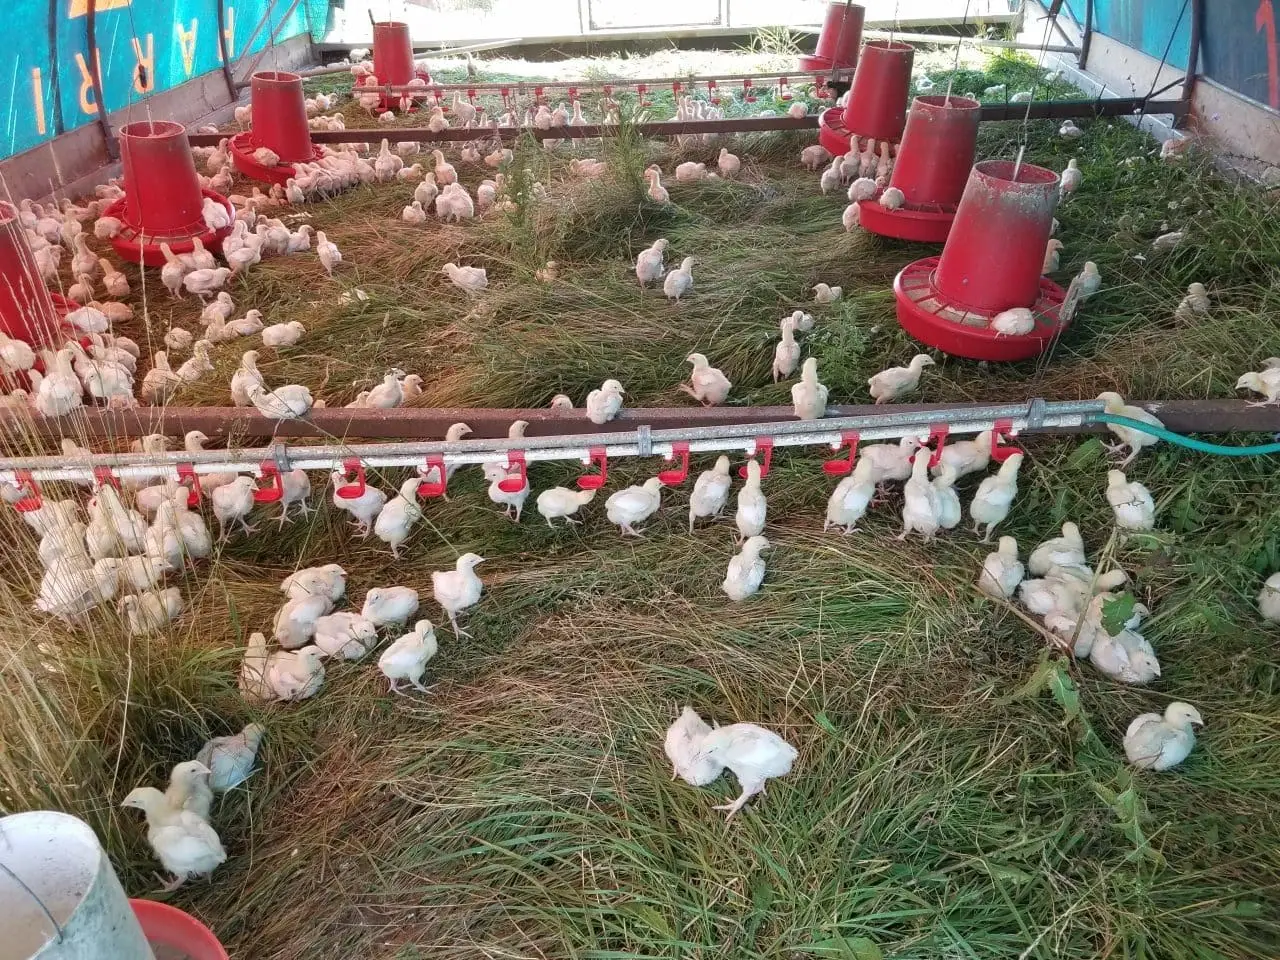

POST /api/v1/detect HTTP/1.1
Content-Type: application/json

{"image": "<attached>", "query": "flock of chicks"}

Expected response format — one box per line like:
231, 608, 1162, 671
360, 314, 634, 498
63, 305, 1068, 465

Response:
5, 70, 1279, 887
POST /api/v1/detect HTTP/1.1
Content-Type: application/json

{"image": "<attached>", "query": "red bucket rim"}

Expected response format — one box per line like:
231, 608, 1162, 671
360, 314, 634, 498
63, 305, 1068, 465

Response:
862, 40, 913, 54
130, 899, 229, 960
252, 69, 302, 87
118, 119, 187, 141
972, 158, 1059, 187
912, 93, 980, 111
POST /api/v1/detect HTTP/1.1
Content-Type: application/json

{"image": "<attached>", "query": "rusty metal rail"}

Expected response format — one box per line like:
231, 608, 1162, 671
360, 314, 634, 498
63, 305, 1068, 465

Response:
3, 400, 1275, 444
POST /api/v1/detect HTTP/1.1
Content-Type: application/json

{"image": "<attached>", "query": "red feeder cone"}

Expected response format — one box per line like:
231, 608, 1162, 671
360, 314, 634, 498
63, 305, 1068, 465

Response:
0, 202, 77, 347
799, 2, 865, 72
230, 71, 322, 184
893, 159, 1068, 362
373, 20, 415, 110
819, 40, 913, 157
858, 94, 981, 243
102, 120, 232, 266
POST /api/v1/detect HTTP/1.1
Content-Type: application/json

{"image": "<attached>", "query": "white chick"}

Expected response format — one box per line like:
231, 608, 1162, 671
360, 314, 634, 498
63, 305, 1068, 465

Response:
1058, 119, 1083, 139
1151, 230, 1184, 252
316, 230, 342, 276
195, 723, 265, 792
366, 371, 404, 408
691, 723, 797, 819
374, 478, 424, 557
675, 161, 707, 182
791, 309, 815, 333
812, 283, 841, 304
246, 380, 313, 420
262, 320, 305, 348
933, 463, 962, 530
119, 588, 184, 637
1073, 591, 1150, 659
432, 149, 457, 185
442, 262, 488, 294
586, 379, 626, 424
1060, 158, 1082, 198
1175, 282, 1210, 321
605, 477, 664, 536
722, 535, 771, 601
432, 553, 485, 636
969, 452, 1024, 541
800, 144, 831, 170
330, 469, 387, 537
681, 353, 731, 405
378, 619, 438, 694
1076, 261, 1102, 298
635, 238, 668, 287
645, 168, 670, 203
847, 177, 877, 202
992, 307, 1035, 336
663, 257, 695, 301
977, 535, 1025, 599
734, 459, 767, 542
1089, 625, 1161, 685
842, 203, 861, 231
120, 785, 226, 890
932, 430, 992, 479
869, 354, 934, 404
664, 706, 723, 786
879, 186, 905, 209
1028, 523, 1088, 577
824, 457, 876, 533
550, 394, 573, 409
280, 563, 347, 602
717, 148, 740, 177
265, 644, 326, 702
1236, 361, 1280, 405
1043, 238, 1063, 274
773, 315, 801, 382
165, 760, 214, 819
1256, 572, 1280, 623
791, 356, 828, 420
898, 452, 942, 541
535, 487, 596, 528
273, 593, 333, 649
688, 456, 732, 532
1124, 702, 1203, 771
361, 586, 419, 628
1097, 392, 1163, 466
819, 157, 843, 194
1106, 469, 1156, 532
312, 612, 380, 660
483, 460, 529, 522
859, 436, 919, 486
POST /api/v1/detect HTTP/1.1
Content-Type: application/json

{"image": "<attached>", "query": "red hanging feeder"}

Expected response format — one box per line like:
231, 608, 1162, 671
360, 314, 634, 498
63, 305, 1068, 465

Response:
799, 2, 866, 73
230, 71, 323, 185
819, 40, 914, 157
0, 201, 78, 346
893, 159, 1067, 362
858, 94, 981, 243
101, 120, 233, 266
373, 20, 415, 111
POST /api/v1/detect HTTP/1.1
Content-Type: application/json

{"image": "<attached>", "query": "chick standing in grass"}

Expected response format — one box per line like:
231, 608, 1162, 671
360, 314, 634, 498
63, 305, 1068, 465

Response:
735, 459, 767, 542
688, 456, 732, 532
379, 619, 438, 694
432, 553, 485, 637
690, 723, 797, 819
330, 468, 387, 537
196, 723, 265, 792
165, 760, 214, 819
932, 463, 962, 531
1106, 469, 1156, 532
792, 357, 828, 420
969, 453, 1024, 542
1124, 703, 1203, 771
1257, 573, 1280, 623
664, 707, 723, 785
664, 257, 695, 301
898, 452, 942, 542
773, 315, 801, 382
1236, 359, 1280, 405
825, 457, 876, 533
586, 379, 626, 424
976, 536, 1025, 600
121, 780, 226, 891
723, 535, 771, 601
536, 486, 596, 527
680, 353, 731, 405
374, 478, 425, 556
605, 477, 664, 537
483, 460, 530, 522
869, 354, 935, 403
1097, 392, 1163, 466
1174, 282, 1209, 321
812, 283, 841, 304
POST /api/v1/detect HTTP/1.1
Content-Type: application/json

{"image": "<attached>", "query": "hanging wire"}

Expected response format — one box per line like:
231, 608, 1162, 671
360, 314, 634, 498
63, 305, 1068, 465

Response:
942, 0, 972, 105
0, 861, 64, 943
1135, 0, 1190, 127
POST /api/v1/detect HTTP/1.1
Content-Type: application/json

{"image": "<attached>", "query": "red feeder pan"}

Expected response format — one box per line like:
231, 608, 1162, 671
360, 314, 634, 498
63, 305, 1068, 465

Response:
131, 899, 229, 960
105, 120, 232, 266
858, 94, 981, 243
894, 160, 1066, 362
230, 70, 322, 184
818, 40, 913, 157
0, 201, 78, 346
373, 20, 415, 110
799, 2, 865, 72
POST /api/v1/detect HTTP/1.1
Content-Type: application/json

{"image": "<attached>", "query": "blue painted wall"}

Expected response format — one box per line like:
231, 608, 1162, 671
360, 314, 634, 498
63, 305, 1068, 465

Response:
1082, 0, 1280, 111
0, 0, 315, 160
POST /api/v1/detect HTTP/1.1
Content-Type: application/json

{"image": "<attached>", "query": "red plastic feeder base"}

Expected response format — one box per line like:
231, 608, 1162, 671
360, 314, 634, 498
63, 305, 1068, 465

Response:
132, 899, 229, 960
893, 256, 1068, 362
101, 189, 234, 267
857, 196, 957, 243
229, 130, 320, 184
818, 106, 854, 157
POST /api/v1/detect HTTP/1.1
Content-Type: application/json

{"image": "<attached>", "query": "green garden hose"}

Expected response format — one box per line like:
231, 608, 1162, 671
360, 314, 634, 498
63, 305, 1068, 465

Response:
1095, 413, 1280, 457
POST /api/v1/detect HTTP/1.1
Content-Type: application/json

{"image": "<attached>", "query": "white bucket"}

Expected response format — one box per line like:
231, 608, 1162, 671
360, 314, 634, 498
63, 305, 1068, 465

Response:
0, 810, 155, 960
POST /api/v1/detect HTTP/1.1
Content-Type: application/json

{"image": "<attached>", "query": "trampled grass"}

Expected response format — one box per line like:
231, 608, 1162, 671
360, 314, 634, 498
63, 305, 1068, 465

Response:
2, 49, 1279, 960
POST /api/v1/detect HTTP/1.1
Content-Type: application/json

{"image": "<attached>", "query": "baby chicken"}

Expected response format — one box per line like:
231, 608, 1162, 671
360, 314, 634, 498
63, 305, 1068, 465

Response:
1097, 392, 1163, 466
773, 315, 801, 382
664, 706, 723, 786
688, 456, 732, 532
735, 459, 767, 542
792, 357, 829, 420
976, 535, 1025, 599
605, 477, 664, 537
196, 723, 266, 792
812, 283, 841, 304
680, 353, 731, 405
722, 535, 771, 601
1105, 469, 1156, 532
535, 486, 596, 528
1124, 702, 1203, 771
635, 238, 668, 287
586, 379, 626, 424
378, 619, 438, 694
361, 586, 420, 628
690, 723, 797, 819
1236, 359, 1280, 405
869, 354, 934, 404
824, 457, 876, 534
121, 783, 226, 890
663, 257, 695, 301
431, 553, 485, 636
969, 452, 1024, 541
